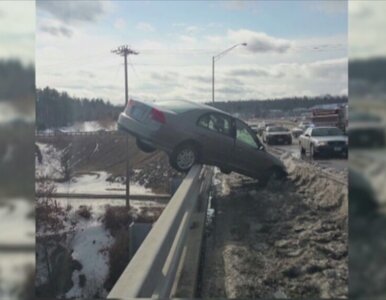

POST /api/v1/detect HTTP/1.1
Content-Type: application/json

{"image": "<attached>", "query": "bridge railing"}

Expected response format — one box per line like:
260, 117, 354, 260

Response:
107, 164, 213, 299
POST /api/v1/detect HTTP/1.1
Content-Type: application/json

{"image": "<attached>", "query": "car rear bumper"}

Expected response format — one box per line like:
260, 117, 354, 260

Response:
267, 135, 292, 144
117, 113, 172, 153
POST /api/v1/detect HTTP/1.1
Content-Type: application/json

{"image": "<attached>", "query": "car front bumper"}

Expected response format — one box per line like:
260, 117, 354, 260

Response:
314, 144, 348, 156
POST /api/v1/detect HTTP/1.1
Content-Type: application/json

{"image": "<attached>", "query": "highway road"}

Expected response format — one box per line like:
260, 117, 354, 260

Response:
267, 137, 348, 173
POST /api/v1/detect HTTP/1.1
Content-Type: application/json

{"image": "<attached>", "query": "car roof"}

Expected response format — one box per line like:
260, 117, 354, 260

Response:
142, 99, 233, 117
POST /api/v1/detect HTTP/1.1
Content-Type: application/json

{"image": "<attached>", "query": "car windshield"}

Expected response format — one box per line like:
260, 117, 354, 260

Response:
312, 127, 344, 137
269, 127, 289, 132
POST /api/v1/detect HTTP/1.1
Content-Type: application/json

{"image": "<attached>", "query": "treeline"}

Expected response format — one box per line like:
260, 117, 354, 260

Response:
0, 59, 34, 100
209, 95, 348, 118
36, 87, 123, 130
349, 58, 386, 83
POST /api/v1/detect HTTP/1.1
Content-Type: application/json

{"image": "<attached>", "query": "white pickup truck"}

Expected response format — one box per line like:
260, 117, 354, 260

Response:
299, 126, 348, 159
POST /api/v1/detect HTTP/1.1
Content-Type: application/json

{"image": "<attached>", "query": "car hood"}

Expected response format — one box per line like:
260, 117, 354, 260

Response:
312, 136, 348, 142
291, 127, 303, 132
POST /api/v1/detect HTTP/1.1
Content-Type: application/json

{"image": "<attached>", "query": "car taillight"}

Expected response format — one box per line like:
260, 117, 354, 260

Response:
151, 108, 166, 124
126, 99, 134, 111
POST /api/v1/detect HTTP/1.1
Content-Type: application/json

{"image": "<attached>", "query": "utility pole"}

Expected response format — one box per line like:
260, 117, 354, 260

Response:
112, 45, 139, 208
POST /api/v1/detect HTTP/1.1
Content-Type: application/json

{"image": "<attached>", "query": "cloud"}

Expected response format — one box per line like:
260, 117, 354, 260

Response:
185, 25, 200, 35
114, 18, 126, 30
39, 24, 73, 38
228, 68, 270, 77
37, 0, 108, 23
150, 71, 178, 82
136, 22, 155, 32
179, 35, 196, 44
221, 1, 258, 12
187, 75, 211, 83
228, 29, 292, 53
306, 58, 347, 78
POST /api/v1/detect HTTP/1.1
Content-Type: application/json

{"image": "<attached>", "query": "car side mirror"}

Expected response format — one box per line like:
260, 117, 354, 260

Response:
305, 134, 310, 137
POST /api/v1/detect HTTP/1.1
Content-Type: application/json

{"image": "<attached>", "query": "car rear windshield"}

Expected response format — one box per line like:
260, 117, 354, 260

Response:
268, 126, 289, 132
312, 127, 344, 136
155, 101, 199, 113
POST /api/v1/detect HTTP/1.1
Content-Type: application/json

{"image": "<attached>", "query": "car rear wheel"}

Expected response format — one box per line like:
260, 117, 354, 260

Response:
170, 143, 198, 172
136, 138, 156, 153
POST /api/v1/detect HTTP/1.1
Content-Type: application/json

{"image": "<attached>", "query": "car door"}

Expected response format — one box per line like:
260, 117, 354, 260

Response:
195, 112, 235, 166
231, 120, 270, 177
303, 128, 313, 151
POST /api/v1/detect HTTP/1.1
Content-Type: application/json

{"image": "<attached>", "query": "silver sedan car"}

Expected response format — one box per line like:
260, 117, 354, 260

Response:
118, 99, 286, 185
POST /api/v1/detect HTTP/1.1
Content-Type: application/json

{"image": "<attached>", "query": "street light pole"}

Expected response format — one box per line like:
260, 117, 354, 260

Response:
212, 43, 247, 103
212, 56, 215, 103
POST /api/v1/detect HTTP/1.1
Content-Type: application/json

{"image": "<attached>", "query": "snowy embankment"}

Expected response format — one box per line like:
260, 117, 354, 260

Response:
36, 142, 154, 195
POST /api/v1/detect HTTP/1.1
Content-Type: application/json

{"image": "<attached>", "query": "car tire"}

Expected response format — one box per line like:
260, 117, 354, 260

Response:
310, 144, 316, 159
169, 142, 199, 173
136, 138, 156, 153
258, 167, 287, 188
300, 144, 306, 156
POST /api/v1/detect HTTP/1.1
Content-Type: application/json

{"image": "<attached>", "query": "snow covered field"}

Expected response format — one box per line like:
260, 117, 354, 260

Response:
36, 142, 154, 195
41, 121, 116, 133
55, 171, 154, 195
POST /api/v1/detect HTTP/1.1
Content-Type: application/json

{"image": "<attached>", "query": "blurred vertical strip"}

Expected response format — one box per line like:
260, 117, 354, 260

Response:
0, 1, 35, 299
349, 1, 386, 299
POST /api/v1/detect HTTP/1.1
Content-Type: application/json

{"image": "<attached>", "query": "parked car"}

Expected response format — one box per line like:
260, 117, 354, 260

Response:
291, 127, 303, 138
263, 126, 292, 145
118, 99, 287, 184
249, 124, 259, 135
298, 121, 314, 131
299, 126, 348, 158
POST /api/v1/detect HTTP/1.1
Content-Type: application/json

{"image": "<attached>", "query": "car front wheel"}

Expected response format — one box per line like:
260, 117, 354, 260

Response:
170, 143, 198, 172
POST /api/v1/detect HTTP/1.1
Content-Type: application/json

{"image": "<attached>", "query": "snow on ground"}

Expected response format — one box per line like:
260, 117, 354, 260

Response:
41, 121, 116, 133
55, 171, 154, 195
0, 199, 34, 245
52, 198, 165, 216
65, 219, 113, 299
36, 142, 64, 179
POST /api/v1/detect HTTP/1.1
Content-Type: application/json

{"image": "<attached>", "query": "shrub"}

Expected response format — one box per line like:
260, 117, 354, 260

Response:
77, 205, 92, 219
103, 206, 132, 236
104, 229, 130, 291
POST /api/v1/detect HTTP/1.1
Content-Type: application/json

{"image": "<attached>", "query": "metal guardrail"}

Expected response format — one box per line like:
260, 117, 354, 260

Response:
107, 164, 213, 299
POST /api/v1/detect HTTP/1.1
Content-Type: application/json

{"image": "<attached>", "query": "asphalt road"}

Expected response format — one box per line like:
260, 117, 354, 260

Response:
266, 137, 348, 173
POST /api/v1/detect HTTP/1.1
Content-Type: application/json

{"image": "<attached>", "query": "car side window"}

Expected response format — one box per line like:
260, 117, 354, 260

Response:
236, 120, 260, 149
197, 113, 232, 136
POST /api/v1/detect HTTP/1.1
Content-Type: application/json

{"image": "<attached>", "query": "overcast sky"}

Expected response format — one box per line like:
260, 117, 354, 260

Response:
0, 1, 35, 64
36, 0, 349, 104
